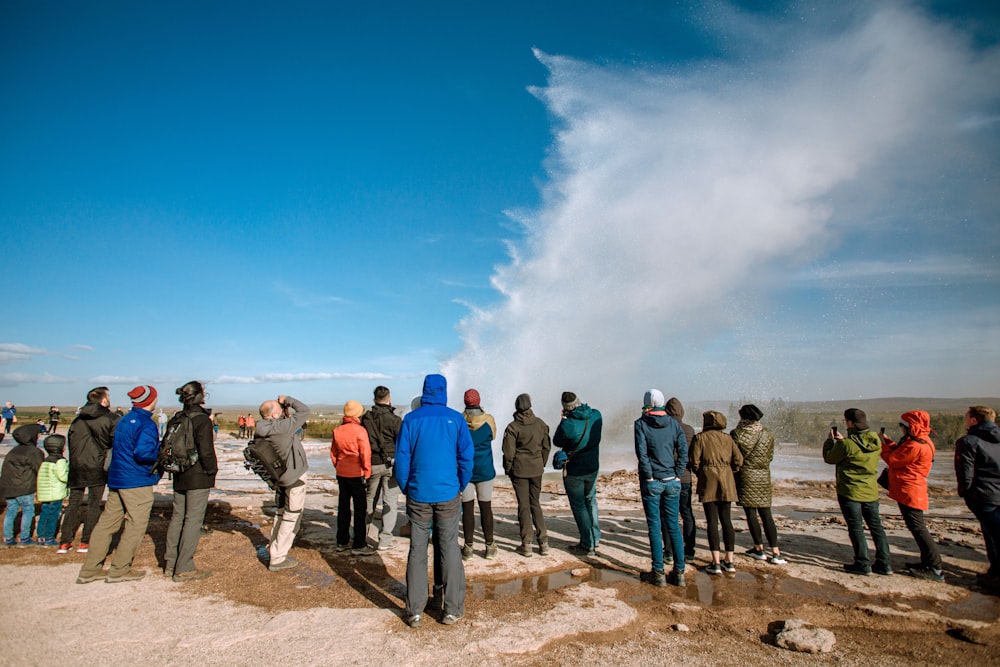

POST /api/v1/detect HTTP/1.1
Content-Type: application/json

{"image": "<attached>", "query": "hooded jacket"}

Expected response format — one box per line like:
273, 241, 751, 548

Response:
690, 411, 743, 502
881, 410, 935, 511
823, 426, 882, 502
634, 410, 687, 482
464, 407, 497, 484
255, 397, 310, 488
394, 374, 473, 503
731, 420, 775, 508
36, 435, 69, 503
361, 403, 401, 466
0, 425, 45, 498
665, 398, 695, 484
554, 403, 602, 477
169, 405, 218, 493
502, 394, 551, 478
106, 407, 163, 490
331, 416, 372, 478
955, 419, 1000, 507
66, 401, 119, 488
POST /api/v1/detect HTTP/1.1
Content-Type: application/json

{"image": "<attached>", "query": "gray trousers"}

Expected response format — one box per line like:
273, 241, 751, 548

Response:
365, 464, 399, 544
405, 494, 464, 618
165, 488, 210, 575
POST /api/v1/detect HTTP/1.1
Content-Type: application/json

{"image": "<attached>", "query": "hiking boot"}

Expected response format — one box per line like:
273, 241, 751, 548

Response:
106, 569, 146, 583
843, 563, 872, 576
75, 572, 105, 584
461, 544, 474, 561
485, 542, 497, 560
56, 543, 73, 554
441, 612, 464, 625
768, 553, 788, 565
335, 543, 350, 552
568, 544, 596, 557
516, 544, 533, 558
77, 543, 89, 553
269, 556, 299, 572
538, 541, 550, 556
906, 566, 943, 582
722, 560, 736, 573
172, 569, 213, 583
406, 614, 422, 628
352, 546, 378, 557
163, 567, 174, 578
667, 569, 686, 587
872, 565, 893, 576
639, 569, 667, 587
704, 562, 723, 576
745, 548, 768, 560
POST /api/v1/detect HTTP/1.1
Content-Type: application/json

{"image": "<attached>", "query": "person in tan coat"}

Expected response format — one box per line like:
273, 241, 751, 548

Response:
690, 410, 743, 575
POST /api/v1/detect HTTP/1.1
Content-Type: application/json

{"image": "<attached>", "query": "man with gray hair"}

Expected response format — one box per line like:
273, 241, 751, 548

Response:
256, 395, 311, 572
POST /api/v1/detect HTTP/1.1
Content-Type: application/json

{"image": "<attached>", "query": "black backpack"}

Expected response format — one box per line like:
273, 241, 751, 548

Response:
156, 413, 199, 475
243, 436, 287, 490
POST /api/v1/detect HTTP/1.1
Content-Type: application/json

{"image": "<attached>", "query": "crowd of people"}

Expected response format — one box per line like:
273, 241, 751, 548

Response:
1, 379, 998, 627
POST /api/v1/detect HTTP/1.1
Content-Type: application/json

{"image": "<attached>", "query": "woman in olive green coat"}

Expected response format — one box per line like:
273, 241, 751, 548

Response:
731, 404, 785, 564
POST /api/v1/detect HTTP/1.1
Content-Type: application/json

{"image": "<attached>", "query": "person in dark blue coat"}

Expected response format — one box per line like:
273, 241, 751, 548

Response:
460, 388, 498, 560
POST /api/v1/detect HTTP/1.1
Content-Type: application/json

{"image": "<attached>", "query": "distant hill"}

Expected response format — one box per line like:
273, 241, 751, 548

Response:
787, 397, 1000, 414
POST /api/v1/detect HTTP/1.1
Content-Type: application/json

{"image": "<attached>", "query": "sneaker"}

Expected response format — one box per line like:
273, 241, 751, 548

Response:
39, 539, 58, 547
704, 562, 723, 576
485, 542, 498, 560
568, 544, 596, 557
269, 556, 300, 572
639, 569, 667, 587
77, 543, 89, 554
843, 563, 872, 576
461, 544, 474, 561
163, 567, 174, 578
377, 537, 395, 551
722, 560, 736, 573
335, 543, 350, 552
538, 542, 550, 556
516, 544, 533, 558
872, 565, 893, 576
906, 566, 943, 582
352, 546, 378, 557
172, 569, 213, 583
745, 548, 768, 560
56, 543, 73, 554
406, 614, 422, 628
684, 550, 696, 561
768, 553, 788, 565
2, 538, 15, 548
106, 569, 146, 583
667, 569, 686, 587
16, 539, 38, 548
76, 572, 105, 584
441, 612, 464, 625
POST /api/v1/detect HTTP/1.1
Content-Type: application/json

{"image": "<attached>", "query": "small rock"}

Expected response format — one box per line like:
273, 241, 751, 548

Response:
570, 568, 590, 578
672, 623, 690, 632
774, 619, 836, 654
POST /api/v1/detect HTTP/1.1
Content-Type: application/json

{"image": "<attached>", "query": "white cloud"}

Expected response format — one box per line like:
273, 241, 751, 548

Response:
212, 372, 391, 385
0, 343, 49, 365
0, 372, 76, 387
272, 281, 345, 309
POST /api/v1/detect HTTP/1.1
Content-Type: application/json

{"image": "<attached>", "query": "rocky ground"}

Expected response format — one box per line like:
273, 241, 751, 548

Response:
1, 438, 998, 666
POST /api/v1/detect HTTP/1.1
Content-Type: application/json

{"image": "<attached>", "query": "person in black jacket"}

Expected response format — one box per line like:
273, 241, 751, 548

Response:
163, 381, 218, 582
361, 385, 402, 551
1, 424, 46, 546
58, 386, 119, 553
955, 404, 1000, 589
48, 406, 60, 434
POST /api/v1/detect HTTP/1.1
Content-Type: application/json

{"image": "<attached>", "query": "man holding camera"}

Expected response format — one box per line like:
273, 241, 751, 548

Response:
361, 385, 402, 551
256, 395, 311, 572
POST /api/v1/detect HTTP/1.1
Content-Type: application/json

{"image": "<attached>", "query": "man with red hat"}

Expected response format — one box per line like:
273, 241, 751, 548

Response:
76, 385, 163, 584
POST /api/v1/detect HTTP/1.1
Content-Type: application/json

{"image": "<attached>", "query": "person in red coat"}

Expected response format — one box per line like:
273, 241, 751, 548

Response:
331, 400, 372, 554
880, 410, 943, 581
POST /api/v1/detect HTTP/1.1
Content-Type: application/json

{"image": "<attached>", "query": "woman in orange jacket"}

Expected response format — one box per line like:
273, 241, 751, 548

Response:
880, 410, 943, 581
331, 400, 372, 554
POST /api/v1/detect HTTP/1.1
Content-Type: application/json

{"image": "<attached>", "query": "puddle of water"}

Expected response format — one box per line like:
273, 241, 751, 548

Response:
470, 568, 634, 600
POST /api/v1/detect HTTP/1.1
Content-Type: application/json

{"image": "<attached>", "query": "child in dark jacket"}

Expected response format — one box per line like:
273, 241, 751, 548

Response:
36, 434, 69, 546
0, 424, 46, 546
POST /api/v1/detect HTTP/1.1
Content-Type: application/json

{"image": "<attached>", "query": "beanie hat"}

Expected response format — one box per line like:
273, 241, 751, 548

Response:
343, 400, 363, 418
464, 389, 481, 409
561, 391, 581, 411
739, 404, 764, 422
128, 385, 157, 409
643, 389, 665, 409
844, 408, 868, 430
515, 393, 532, 412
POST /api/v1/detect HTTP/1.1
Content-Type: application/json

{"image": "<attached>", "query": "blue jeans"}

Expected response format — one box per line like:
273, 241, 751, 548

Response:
969, 503, 1000, 576
4, 494, 35, 541
640, 479, 684, 573
564, 471, 601, 549
37, 500, 63, 542
838, 495, 891, 570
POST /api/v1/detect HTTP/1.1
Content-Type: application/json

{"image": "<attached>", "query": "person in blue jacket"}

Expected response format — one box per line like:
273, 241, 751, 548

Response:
394, 374, 474, 628
77, 385, 163, 584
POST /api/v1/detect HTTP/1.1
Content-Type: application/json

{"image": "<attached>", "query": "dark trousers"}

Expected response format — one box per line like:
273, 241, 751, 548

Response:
968, 502, 1000, 576
462, 500, 494, 545
60, 485, 105, 545
511, 475, 546, 546
838, 495, 891, 570
703, 501, 735, 552
165, 488, 210, 575
680, 482, 696, 557
337, 476, 367, 548
744, 506, 779, 549
898, 503, 941, 569
406, 495, 464, 618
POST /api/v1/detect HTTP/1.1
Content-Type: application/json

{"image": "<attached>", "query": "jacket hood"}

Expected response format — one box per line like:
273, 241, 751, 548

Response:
971, 420, 1000, 444
665, 398, 685, 421
420, 374, 447, 406
13, 423, 43, 446
900, 410, 932, 441
566, 404, 593, 420
702, 410, 727, 431
515, 393, 532, 412
849, 428, 882, 452
641, 412, 674, 429
78, 401, 110, 421
43, 434, 66, 456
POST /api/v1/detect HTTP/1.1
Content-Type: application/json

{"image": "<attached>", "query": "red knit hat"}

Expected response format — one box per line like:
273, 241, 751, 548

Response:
463, 388, 481, 408
128, 385, 158, 409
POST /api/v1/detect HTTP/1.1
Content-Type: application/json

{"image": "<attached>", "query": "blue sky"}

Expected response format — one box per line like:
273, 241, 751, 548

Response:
1, 1, 998, 417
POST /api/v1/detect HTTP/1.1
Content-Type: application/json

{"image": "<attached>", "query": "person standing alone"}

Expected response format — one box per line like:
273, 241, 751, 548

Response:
554, 391, 602, 557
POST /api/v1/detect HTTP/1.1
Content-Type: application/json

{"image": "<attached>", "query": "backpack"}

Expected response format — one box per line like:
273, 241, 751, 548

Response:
156, 412, 199, 476
243, 436, 287, 490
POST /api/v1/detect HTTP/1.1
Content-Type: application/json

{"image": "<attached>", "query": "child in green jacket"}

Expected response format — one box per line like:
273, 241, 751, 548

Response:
36, 434, 69, 546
